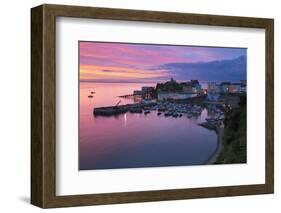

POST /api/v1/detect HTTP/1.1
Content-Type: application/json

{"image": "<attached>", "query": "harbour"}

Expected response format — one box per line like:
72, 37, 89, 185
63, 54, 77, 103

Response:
79, 82, 220, 170
78, 41, 247, 170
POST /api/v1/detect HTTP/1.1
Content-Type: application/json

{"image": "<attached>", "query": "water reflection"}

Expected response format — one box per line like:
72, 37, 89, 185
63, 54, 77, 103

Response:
79, 82, 217, 170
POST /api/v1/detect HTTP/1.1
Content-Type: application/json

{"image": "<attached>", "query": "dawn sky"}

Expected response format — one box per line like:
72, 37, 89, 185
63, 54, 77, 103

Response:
79, 42, 246, 83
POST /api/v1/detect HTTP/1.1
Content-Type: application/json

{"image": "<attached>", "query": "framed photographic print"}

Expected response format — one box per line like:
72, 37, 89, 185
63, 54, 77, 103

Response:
31, 4, 274, 208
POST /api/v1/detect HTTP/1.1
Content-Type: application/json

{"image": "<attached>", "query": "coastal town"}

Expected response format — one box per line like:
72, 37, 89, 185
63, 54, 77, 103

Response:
93, 78, 246, 119
91, 78, 247, 164
80, 42, 247, 170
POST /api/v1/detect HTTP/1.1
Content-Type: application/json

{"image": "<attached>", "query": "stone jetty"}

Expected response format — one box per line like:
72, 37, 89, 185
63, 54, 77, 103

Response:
93, 102, 157, 116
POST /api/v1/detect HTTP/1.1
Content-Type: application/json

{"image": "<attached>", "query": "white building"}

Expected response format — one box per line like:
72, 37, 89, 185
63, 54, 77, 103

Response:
207, 82, 220, 93
228, 83, 241, 93
158, 92, 197, 101
240, 80, 247, 93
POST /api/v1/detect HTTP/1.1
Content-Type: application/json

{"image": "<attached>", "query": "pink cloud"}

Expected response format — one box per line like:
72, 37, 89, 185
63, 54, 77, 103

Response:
79, 41, 246, 82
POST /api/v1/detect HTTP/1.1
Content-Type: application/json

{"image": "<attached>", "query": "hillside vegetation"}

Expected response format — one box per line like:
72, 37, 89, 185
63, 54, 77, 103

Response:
215, 95, 247, 164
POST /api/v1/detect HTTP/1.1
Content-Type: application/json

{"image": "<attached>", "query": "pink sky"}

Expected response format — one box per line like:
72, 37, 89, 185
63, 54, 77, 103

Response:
79, 41, 246, 82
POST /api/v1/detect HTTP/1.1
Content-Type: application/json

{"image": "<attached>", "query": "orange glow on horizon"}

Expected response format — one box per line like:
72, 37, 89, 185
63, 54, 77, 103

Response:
80, 64, 169, 81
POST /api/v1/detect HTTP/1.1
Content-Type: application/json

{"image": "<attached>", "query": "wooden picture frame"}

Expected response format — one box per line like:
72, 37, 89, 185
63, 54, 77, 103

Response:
31, 4, 274, 208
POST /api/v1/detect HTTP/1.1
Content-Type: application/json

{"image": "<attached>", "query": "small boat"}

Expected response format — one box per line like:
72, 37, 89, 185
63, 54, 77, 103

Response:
90, 91, 95, 94
144, 110, 150, 115
179, 114, 183, 117
130, 108, 142, 113
158, 107, 167, 112
157, 112, 162, 116
172, 113, 178, 118
164, 112, 172, 117
88, 95, 93, 98
206, 118, 217, 123
187, 113, 192, 118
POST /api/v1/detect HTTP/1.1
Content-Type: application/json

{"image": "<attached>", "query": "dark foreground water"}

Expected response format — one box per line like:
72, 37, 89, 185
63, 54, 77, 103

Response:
79, 82, 217, 170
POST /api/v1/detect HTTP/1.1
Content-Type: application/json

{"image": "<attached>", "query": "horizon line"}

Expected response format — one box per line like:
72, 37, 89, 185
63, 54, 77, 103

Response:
80, 79, 246, 84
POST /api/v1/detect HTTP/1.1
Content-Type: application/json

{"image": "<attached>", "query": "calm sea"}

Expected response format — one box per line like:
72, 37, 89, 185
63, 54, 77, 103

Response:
79, 82, 217, 170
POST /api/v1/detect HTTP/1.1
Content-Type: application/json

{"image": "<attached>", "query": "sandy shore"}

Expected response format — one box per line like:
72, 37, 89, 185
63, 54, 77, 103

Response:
205, 126, 224, 164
